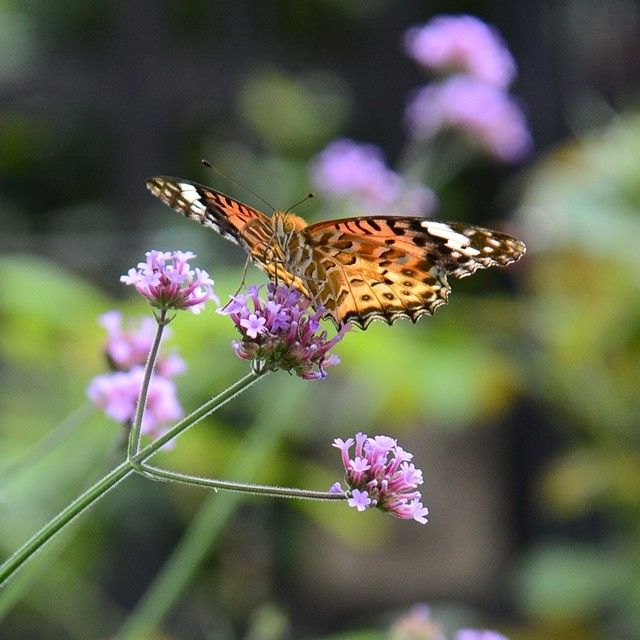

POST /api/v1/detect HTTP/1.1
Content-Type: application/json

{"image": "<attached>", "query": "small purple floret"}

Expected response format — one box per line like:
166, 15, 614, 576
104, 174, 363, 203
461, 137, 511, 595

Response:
332, 432, 428, 524
329, 482, 345, 495
121, 250, 218, 313
240, 313, 267, 339
348, 489, 373, 512
218, 283, 348, 380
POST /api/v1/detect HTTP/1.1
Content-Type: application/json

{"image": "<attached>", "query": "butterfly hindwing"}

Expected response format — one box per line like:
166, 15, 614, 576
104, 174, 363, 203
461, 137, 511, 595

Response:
299, 216, 525, 328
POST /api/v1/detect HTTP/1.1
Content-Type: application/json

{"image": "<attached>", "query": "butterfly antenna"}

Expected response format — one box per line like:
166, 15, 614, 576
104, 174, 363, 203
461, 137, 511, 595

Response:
284, 193, 314, 214
201, 159, 277, 213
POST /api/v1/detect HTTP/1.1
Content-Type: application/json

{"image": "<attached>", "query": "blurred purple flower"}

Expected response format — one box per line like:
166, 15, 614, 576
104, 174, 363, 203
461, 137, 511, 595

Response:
87, 366, 183, 441
405, 75, 532, 162
332, 432, 428, 524
310, 138, 436, 215
100, 310, 156, 370
218, 283, 348, 380
99, 310, 186, 376
396, 183, 439, 217
310, 139, 401, 207
155, 351, 187, 378
90, 311, 187, 442
404, 15, 517, 89
456, 631, 509, 640
389, 604, 446, 640
121, 250, 218, 313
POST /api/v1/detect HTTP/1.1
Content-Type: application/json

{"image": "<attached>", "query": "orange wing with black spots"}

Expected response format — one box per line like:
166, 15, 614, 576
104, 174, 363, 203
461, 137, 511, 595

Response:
296, 217, 525, 328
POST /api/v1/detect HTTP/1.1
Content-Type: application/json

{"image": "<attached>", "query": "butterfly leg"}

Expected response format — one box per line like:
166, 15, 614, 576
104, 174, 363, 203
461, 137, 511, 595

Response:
219, 255, 254, 312
234, 254, 252, 294
263, 247, 288, 287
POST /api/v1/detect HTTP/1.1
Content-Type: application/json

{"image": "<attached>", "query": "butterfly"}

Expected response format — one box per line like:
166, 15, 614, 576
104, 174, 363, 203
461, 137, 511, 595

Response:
146, 176, 526, 329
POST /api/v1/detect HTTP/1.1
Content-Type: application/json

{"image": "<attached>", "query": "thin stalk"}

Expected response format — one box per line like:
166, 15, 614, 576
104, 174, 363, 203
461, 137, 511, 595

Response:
139, 462, 344, 500
127, 309, 168, 459
398, 132, 472, 190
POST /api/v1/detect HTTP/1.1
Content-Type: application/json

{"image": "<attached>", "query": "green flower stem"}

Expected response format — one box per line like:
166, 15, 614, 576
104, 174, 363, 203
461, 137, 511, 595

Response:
127, 308, 168, 459
398, 132, 472, 190
0, 369, 265, 587
139, 462, 345, 500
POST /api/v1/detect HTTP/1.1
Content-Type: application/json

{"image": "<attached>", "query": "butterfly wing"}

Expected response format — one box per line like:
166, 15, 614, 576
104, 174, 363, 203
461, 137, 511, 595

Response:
146, 176, 311, 294
300, 216, 526, 329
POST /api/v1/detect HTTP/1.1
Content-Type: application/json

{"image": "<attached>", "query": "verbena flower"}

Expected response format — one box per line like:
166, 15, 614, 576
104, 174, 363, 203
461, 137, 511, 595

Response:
87, 367, 183, 441
121, 250, 218, 313
218, 283, 348, 380
403, 15, 516, 89
331, 432, 428, 524
456, 631, 509, 640
405, 75, 532, 163
100, 310, 186, 375
310, 138, 437, 215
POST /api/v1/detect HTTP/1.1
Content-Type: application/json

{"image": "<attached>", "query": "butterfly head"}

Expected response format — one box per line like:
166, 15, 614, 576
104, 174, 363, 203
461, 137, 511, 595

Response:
272, 211, 308, 237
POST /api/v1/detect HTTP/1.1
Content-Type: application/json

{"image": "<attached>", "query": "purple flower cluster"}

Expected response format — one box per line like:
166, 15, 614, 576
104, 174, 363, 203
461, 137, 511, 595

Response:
404, 14, 516, 88
405, 76, 532, 162
309, 16, 530, 211
218, 284, 348, 380
121, 250, 218, 314
331, 433, 428, 524
310, 139, 437, 216
403, 15, 532, 163
87, 312, 185, 441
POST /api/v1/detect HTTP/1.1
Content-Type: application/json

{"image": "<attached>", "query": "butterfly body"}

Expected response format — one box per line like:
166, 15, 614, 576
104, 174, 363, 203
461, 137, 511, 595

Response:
147, 176, 525, 329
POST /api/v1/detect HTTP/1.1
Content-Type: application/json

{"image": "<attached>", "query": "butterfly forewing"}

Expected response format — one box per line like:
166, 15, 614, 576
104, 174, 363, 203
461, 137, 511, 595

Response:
146, 176, 271, 254
147, 177, 526, 329
146, 176, 313, 297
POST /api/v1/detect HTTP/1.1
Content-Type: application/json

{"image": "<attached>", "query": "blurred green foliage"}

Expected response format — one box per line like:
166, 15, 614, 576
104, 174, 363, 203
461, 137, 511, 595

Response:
511, 113, 640, 639
1, 1, 639, 639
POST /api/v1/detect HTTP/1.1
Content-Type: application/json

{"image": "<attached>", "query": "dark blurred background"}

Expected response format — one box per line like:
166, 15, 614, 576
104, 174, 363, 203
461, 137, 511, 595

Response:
1, 1, 639, 639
